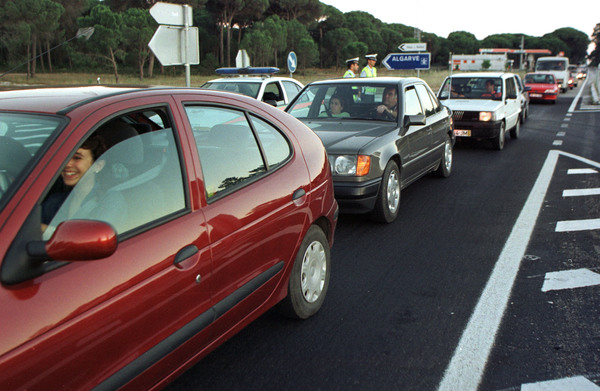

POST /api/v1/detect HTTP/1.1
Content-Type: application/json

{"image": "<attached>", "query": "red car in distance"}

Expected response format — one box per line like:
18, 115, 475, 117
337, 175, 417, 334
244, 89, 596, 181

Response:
0, 86, 337, 390
524, 72, 560, 104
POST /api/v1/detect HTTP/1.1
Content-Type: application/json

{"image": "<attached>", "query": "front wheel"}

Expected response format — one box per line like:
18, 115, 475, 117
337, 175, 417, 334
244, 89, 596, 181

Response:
492, 121, 505, 150
371, 160, 400, 223
278, 225, 330, 319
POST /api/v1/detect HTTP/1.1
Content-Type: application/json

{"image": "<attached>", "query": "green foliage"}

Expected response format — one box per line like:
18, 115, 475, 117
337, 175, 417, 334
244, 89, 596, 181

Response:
0, 0, 594, 79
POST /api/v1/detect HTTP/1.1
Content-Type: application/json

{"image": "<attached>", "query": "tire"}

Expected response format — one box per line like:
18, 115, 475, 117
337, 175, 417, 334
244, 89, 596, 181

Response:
370, 160, 400, 223
278, 225, 330, 319
510, 117, 520, 139
492, 121, 505, 150
434, 135, 453, 178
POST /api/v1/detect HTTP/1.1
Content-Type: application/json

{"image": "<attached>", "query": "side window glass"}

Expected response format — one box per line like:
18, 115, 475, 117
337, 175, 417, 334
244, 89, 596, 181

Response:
415, 84, 435, 116
282, 81, 301, 102
404, 87, 424, 116
43, 113, 186, 239
263, 82, 283, 103
506, 78, 516, 97
184, 106, 266, 199
249, 115, 291, 169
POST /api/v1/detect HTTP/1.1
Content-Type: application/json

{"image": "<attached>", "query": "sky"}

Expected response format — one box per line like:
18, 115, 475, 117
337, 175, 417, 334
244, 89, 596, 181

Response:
321, 0, 598, 45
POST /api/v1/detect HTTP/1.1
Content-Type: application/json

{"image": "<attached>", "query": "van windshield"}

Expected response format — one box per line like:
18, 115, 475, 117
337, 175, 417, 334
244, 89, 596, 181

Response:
536, 60, 566, 71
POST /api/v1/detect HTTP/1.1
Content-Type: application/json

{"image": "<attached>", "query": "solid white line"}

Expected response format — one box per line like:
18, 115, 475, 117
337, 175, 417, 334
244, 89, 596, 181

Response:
437, 150, 559, 391
563, 188, 600, 197
568, 78, 587, 113
567, 168, 598, 174
556, 218, 600, 232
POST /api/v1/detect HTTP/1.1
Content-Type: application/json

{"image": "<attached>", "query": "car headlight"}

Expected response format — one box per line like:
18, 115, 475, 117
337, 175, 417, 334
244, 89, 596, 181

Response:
545, 89, 557, 94
479, 111, 493, 122
330, 155, 371, 176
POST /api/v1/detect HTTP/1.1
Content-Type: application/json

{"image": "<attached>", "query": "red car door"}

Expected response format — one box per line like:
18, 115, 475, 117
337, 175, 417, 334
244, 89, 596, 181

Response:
0, 95, 214, 390
180, 99, 312, 334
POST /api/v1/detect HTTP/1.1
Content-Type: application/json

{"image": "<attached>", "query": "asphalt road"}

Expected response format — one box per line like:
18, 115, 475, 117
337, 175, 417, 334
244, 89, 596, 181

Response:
167, 75, 600, 391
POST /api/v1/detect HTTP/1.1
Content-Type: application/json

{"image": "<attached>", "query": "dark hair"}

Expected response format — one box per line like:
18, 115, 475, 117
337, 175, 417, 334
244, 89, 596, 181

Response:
330, 94, 346, 108
80, 134, 107, 161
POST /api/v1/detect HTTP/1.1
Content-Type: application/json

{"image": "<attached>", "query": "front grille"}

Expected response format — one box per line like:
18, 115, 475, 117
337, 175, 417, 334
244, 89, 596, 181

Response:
452, 111, 479, 121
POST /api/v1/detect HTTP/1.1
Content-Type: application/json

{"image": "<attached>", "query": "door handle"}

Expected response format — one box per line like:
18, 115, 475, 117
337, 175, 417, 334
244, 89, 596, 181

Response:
174, 245, 199, 270
292, 188, 306, 201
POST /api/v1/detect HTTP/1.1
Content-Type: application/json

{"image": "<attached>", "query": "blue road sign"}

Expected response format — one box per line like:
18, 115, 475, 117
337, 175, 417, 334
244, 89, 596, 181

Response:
382, 53, 430, 70
287, 51, 297, 73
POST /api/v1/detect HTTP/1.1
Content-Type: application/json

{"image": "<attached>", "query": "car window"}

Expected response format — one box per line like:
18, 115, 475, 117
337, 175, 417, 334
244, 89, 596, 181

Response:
415, 84, 435, 116
404, 87, 424, 116
282, 81, 301, 102
184, 106, 267, 199
263, 82, 283, 103
0, 113, 65, 209
506, 77, 517, 98
249, 115, 291, 169
201, 81, 261, 98
43, 111, 186, 239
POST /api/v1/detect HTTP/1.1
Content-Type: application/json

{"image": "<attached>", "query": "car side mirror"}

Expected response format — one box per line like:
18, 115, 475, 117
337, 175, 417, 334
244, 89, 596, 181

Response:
404, 114, 426, 128
524, 86, 531, 91
29, 220, 118, 261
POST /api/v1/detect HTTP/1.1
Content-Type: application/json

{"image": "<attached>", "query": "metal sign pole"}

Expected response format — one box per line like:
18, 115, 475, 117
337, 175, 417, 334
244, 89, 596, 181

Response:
184, 5, 191, 87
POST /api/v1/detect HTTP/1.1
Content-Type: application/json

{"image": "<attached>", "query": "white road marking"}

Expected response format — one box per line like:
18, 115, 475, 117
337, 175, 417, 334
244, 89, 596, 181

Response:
556, 218, 600, 232
522, 375, 600, 390
437, 150, 560, 391
541, 269, 600, 292
553, 140, 563, 146
563, 188, 600, 197
561, 123, 569, 128
567, 168, 598, 174
556, 131, 566, 137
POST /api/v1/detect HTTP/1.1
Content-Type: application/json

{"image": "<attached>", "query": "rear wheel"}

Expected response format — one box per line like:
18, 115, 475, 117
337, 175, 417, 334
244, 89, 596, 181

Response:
434, 135, 453, 178
371, 160, 400, 223
510, 118, 520, 139
278, 225, 330, 319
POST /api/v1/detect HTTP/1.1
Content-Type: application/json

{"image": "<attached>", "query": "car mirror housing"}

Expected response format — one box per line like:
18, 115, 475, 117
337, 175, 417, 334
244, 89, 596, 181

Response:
29, 220, 118, 261
404, 114, 426, 128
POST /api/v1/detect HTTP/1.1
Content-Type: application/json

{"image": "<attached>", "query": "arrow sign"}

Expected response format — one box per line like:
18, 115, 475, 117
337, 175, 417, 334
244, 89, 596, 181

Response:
148, 25, 199, 66
399, 43, 426, 52
287, 51, 297, 73
541, 268, 600, 292
150, 2, 192, 26
382, 53, 430, 70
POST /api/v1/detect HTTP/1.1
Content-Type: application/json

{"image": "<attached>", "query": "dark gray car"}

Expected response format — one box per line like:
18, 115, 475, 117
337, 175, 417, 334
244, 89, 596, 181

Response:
286, 77, 455, 223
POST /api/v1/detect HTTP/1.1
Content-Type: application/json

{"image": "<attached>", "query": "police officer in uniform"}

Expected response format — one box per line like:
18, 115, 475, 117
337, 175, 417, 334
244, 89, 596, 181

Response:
343, 57, 359, 78
360, 54, 378, 78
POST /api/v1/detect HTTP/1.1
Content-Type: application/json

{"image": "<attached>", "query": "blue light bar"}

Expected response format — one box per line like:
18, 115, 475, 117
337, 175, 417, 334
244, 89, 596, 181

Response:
215, 67, 280, 75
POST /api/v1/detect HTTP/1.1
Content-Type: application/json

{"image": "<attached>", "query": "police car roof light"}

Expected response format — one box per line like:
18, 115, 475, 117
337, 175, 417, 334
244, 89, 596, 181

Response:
215, 67, 280, 76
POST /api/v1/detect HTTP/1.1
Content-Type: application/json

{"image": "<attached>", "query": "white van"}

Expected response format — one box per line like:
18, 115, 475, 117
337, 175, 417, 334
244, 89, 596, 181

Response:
535, 57, 570, 92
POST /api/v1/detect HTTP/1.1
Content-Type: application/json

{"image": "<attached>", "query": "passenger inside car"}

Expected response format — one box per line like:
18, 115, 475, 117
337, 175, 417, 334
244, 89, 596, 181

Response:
481, 79, 501, 98
319, 95, 350, 118
41, 133, 107, 233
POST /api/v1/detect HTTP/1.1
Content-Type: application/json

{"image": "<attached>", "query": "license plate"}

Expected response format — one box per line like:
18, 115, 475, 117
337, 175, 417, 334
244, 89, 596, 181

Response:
530, 93, 542, 98
454, 129, 471, 137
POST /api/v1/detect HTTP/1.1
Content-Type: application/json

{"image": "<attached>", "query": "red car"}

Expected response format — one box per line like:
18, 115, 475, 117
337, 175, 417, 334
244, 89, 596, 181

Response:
0, 86, 337, 389
524, 72, 559, 104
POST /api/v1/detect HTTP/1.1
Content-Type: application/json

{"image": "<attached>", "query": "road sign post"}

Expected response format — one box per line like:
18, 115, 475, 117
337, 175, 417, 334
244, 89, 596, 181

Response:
398, 43, 427, 52
148, 2, 199, 87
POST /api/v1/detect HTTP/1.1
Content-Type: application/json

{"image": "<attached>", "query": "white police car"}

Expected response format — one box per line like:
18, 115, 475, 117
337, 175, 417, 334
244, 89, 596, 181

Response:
201, 67, 304, 108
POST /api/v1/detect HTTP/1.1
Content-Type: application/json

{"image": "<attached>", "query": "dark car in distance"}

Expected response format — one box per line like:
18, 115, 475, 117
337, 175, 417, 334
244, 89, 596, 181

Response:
285, 77, 454, 223
0, 86, 338, 390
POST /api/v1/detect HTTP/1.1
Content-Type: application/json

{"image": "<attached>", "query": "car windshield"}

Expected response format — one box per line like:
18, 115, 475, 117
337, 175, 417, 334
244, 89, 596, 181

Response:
438, 77, 502, 100
0, 113, 64, 208
286, 83, 398, 122
525, 74, 555, 84
200, 81, 261, 98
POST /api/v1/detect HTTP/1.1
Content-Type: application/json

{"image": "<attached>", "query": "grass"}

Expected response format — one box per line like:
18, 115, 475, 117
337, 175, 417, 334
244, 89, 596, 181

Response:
0, 67, 453, 91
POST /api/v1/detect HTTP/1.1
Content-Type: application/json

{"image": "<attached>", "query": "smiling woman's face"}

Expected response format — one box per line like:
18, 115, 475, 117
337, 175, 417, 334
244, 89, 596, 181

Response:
61, 147, 94, 187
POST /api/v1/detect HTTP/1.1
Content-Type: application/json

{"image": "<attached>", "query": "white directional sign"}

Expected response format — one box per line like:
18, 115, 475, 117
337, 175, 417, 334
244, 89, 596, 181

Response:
399, 43, 427, 52
148, 25, 199, 66
149, 2, 192, 26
